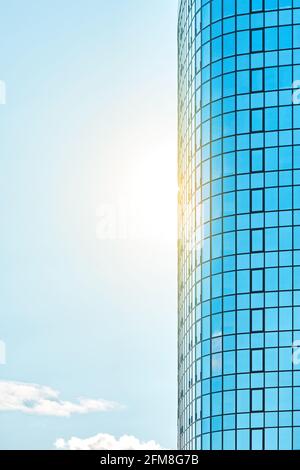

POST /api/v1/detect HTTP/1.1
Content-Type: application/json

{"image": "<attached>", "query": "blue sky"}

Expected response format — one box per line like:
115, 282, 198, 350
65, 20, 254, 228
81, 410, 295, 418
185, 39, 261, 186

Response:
0, 0, 178, 450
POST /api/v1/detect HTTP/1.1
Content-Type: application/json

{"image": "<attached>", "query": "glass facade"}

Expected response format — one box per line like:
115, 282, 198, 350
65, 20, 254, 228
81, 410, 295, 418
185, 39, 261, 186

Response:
178, 0, 300, 450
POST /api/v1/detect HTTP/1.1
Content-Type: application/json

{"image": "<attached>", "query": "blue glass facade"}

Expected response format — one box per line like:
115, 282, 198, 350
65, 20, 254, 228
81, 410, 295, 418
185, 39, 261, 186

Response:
178, 0, 300, 450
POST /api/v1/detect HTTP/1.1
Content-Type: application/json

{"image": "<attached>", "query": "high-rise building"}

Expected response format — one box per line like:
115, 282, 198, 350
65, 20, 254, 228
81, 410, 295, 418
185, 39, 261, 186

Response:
178, 0, 300, 450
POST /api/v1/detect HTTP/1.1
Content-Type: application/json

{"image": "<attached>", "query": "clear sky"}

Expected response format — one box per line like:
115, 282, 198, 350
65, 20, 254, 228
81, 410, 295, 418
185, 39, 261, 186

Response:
0, 0, 178, 450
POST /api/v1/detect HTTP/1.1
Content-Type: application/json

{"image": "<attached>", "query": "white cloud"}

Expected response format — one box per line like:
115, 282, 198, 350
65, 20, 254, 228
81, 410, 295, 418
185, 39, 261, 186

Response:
55, 433, 163, 450
0, 381, 118, 417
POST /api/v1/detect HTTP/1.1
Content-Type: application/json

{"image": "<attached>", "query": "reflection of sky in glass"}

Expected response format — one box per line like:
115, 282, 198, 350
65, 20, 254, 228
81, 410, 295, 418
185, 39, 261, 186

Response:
178, 0, 300, 451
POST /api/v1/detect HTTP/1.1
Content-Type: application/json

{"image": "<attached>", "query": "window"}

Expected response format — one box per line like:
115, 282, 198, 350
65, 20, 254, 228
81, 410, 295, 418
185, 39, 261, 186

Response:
224, 33, 236, 58
237, 71, 250, 94
237, 0, 249, 14
251, 309, 264, 332
251, 429, 264, 451
237, 110, 250, 134
251, 0, 263, 12
237, 31, 250, 54
265, 268, 279, 292
223, 72, 236, 97
251, 109, 264, 132
237, 270, 250, 293
265, 428, 278, 451
279, 427, 292, 451
251, 269, 264, 292
265, 107, 278, 132
279, 26, 292, 50
212, 37, 222, 62
251, 389, 264, 412
237, 151, 250, 174
202, 3, 210, 29
265, 67, 278, 91
223, 112, 236, 136
265, 27, 278, 51
279, 66, 292, 89
238, 230, 250, 254
251, 189, 264, 212
212, 0, 222, 23
279, 107, 292, 131
251, 229, 264, 252
251, 349, 264, 372
224, 0, 235, 18
251, 149, 264, 172
251, 29, 264, 52
237, 190, 250, 214
265, 188, 278, 211
251, 69, 264, 92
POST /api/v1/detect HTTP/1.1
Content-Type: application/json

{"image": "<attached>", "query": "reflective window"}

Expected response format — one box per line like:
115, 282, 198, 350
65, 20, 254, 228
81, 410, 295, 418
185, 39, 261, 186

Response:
178, 0, 300, 451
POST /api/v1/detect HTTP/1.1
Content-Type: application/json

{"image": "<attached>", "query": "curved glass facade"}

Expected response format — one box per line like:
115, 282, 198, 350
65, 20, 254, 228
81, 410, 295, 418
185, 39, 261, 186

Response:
178, 0, 300, 450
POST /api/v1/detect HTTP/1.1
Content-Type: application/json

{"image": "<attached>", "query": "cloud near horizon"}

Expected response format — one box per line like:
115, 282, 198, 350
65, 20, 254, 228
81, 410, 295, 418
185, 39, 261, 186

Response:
55, 433, 163, 450
0, 381, 119, 417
